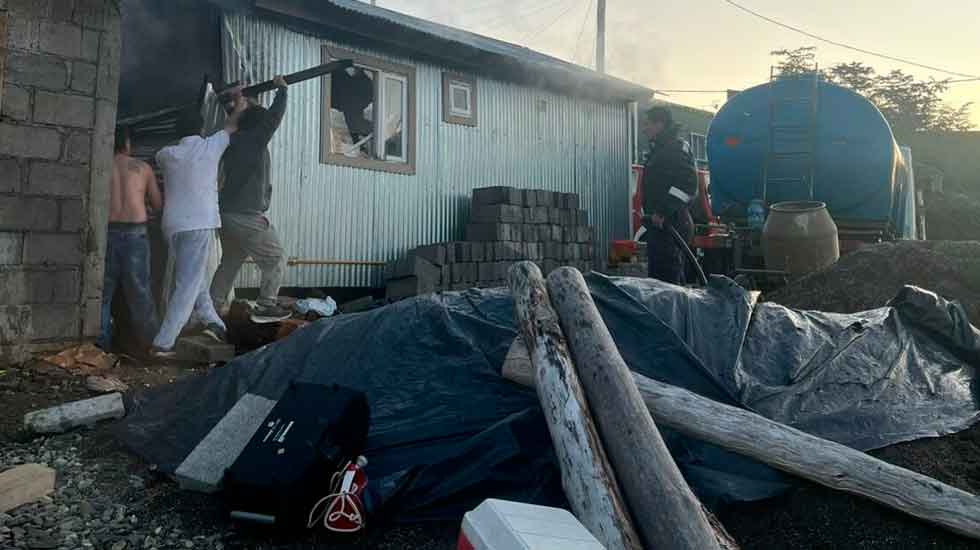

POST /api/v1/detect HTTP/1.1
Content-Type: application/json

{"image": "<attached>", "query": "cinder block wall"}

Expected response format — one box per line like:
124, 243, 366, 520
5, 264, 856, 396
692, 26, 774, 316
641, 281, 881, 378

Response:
0, 0, 120, 363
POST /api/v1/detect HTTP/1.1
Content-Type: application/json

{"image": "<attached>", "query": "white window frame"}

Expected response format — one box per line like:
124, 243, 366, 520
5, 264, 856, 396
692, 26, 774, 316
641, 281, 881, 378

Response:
442, 72, 478, 127
689, 132, 708, 164
320, 46, 416, 175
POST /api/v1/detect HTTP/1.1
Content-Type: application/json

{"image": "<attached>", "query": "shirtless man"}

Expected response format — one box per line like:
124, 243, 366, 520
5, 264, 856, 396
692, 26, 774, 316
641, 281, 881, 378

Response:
98, 126, 163, 351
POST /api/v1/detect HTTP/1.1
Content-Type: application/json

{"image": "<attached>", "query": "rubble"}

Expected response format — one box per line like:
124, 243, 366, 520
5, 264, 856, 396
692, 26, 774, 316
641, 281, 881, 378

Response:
175, 335, 235, 364
42, 344, 117, 374
84, 375, 129, 394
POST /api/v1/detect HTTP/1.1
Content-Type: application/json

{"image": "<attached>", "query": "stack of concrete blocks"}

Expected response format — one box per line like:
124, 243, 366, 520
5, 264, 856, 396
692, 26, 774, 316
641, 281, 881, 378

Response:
0, 0, 122, 362
385, 186, 595, 299
606, 242, 649, 278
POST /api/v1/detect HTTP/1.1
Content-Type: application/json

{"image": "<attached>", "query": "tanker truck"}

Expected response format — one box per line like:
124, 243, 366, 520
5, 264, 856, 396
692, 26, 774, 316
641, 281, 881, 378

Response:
693, 73, 922, 282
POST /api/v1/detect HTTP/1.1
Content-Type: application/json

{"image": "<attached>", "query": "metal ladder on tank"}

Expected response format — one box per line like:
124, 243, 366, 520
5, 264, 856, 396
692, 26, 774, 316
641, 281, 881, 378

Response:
762, 68, 820, 202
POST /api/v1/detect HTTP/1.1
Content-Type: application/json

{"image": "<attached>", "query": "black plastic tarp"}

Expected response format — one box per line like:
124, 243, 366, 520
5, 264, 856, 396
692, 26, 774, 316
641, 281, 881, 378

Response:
116, 274, 980, 520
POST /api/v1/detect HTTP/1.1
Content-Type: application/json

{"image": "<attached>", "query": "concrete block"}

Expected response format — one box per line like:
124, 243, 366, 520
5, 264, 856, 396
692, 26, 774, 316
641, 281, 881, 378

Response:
0, 123, 62, 160
7, 0, 51, 17
0, 464, 56, 514
494, 261, 512, 281
0, 196, 59, 231
478, 262, 495, 282
34, 91, 95, 129
24, 233, 81, 265
453, 241, 472, 263
559, 209, 574, 226
6, 53, 67, 90
74, 0, 111, 30
60, 199, 84, 231
466, 223, 518, 242
6, 17, 38, 51
577, 209, 589, 226
1, 85, 31, 121
470, 241, 485, 262
472, 186, 522, 206
65, 132, 92, 163
28, 162, 87, 197
0, 270, 27, 305
80, 29, 100, 61
525, 242, 542, 261
176, 335, 235, 363
24, 392, 124, 434
441, 264, 451, 288
0, 159, 23, 193
392, 254, 439, 280
386, 276, 426, 299
472, 204, 524, 224
544, 242, 564, 260
536, 190, 554, 207
536, 224, 551, 242
547, 207, 561, 225
0, 305, 32, 345
525, 206, 548, 224
49, 0, 74, 20
38, 21, 82, 58
28, 269, 79, 303
82, 298, 100, 338
566, 193, 581, 210
414, 243, 446, 266
522, 189, 537, 207
174, 393, 277, 494
561, 226, 573, 243
493, 241, 521, 261
451, 263, 467, 284
583, 243, 594, 260
31, 303, 79, 339
70, 61, 97, 94
0, 234, 22, 264
550, 225, 563, 242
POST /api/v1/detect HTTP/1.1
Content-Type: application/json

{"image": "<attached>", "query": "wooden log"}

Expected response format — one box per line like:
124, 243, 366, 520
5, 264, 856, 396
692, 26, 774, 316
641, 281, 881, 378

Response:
507, 262, 643, 550
503, 341, 980, 541
546, 266, 723, 550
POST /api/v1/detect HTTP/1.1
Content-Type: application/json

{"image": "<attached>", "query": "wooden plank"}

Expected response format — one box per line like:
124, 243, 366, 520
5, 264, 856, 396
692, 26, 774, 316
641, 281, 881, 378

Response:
0, 464, 55, 514
503, 341, 980, 541
546, 266, 723, 550
506, 262, 642, 550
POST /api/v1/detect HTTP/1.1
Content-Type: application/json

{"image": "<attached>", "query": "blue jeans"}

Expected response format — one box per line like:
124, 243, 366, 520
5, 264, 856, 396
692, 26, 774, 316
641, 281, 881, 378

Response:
99, 224, 159, 350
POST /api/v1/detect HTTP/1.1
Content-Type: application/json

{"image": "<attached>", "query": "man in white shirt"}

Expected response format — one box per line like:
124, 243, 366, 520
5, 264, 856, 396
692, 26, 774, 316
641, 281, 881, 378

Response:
151, 94, 247, 357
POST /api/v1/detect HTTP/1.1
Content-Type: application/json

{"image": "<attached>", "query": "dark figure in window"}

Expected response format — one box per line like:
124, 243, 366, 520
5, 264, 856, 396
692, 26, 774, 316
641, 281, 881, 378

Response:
331, 67, 374, 137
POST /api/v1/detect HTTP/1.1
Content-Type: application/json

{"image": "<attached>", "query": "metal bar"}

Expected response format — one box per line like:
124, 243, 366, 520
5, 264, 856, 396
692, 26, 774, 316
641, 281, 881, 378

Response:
242, 258, 386, 267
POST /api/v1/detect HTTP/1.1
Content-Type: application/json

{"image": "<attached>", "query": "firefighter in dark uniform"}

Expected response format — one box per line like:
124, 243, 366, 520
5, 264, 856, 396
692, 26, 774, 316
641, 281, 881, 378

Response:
641, 106, 698, 284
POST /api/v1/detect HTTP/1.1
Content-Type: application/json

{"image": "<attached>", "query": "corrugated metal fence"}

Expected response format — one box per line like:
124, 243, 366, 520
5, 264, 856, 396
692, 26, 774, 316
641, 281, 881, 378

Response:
222, 13, 631, 288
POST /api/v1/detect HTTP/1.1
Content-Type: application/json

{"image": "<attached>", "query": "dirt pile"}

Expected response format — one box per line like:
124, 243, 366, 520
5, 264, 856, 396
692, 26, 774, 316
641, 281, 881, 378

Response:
764, 240, 980, 325
923, 191, 980, 242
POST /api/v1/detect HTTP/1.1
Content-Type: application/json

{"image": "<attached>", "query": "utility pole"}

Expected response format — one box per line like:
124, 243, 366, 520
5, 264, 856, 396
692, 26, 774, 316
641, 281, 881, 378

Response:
596, 0, 606, 73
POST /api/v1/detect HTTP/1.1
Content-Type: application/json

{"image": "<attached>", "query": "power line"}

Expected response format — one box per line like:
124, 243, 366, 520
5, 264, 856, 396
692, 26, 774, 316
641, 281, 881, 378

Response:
654, 90, 729, 94
572, 0, 595, 65
723, 0, 980, 79
522, 0, 582, 43
478, 0, 567, 34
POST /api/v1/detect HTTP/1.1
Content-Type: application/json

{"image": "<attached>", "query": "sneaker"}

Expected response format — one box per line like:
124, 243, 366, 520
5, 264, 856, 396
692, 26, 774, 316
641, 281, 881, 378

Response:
250, 304, 292, 324
202, 323, 228, 344
150, 347, 177, 360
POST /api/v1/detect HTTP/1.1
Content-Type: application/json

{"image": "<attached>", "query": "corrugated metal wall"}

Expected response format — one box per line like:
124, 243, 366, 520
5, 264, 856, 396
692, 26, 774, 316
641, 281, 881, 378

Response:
222, 13, 631, 288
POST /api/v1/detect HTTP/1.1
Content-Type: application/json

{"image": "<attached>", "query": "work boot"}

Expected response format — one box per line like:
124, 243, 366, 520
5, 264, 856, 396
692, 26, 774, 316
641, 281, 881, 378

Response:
202, 323, 228, 344
250, 303, 292, 324
150, 347, 177, 360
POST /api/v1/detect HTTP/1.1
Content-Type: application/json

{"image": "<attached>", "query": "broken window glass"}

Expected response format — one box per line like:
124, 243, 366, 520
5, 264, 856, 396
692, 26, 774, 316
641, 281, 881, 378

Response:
383, 75, 406, 161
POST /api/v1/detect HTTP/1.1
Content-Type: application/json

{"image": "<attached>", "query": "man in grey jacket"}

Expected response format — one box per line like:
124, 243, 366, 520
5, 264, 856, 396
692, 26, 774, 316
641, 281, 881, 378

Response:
211, 75, 291, 322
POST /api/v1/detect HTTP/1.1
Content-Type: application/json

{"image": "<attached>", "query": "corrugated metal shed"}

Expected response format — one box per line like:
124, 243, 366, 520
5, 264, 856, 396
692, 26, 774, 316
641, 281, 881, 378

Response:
222, 12, 634, 289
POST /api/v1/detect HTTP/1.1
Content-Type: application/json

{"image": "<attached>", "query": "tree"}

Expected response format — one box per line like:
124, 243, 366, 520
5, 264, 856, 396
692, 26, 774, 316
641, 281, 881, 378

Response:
770, 47, 973, 136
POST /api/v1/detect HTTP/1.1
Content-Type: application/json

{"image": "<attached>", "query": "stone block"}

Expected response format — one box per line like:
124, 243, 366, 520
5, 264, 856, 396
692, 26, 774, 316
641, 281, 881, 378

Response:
466, 223, 518, 242
391, 254, 440, 281
544, 242, 564, 260
561, 226, 573, 243
70, 61, 97, 94
0, 464, 55, 514
31, 303, 79, 339
525, 242, 542, 261
386, 276, 431, 300
566, 193, 581, 210
524, 206, 548, 224
95, 26, 120, 101
0, 159, 22, 193
75, 0, 110, 29
577, 210, 589, 226
583, 243, 594, 260
441, 264, 451, 288
6, 52, 67, 90
65, 132, 91, 163
80, 29, 100, 61
0, 123, 62, 160
522, 189, 537, 207
34, 91, 95, 128
0, 270, 27, 305
414, 243, 446, 266
29, 162, 87, 197
39, 21, 82, 58
174, 393, 277, 493
28, 269, 79, 303
0, 233, 22, 264
559, 209, 574, 226
24, 233, 82, 265
472, 204, 523, 224
176, 335, 235, 363
1, 85, 31, 121
24, 392, 123, 434
0, 196, 59, 231
472, 186, 522, 207
453, 241, 472, 263
50, 0, 76, 21
493, 241, 521, 261
478, 262, 495, 282
550, 225, 563, 242
469, 241, 485, 262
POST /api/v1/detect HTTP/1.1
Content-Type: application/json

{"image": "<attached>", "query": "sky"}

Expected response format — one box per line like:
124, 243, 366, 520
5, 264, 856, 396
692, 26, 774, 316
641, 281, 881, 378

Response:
372, 0, 980, 126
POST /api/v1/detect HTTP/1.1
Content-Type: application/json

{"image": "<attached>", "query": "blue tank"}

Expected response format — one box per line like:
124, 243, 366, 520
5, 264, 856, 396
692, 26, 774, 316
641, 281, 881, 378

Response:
707, 76, 904, 229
